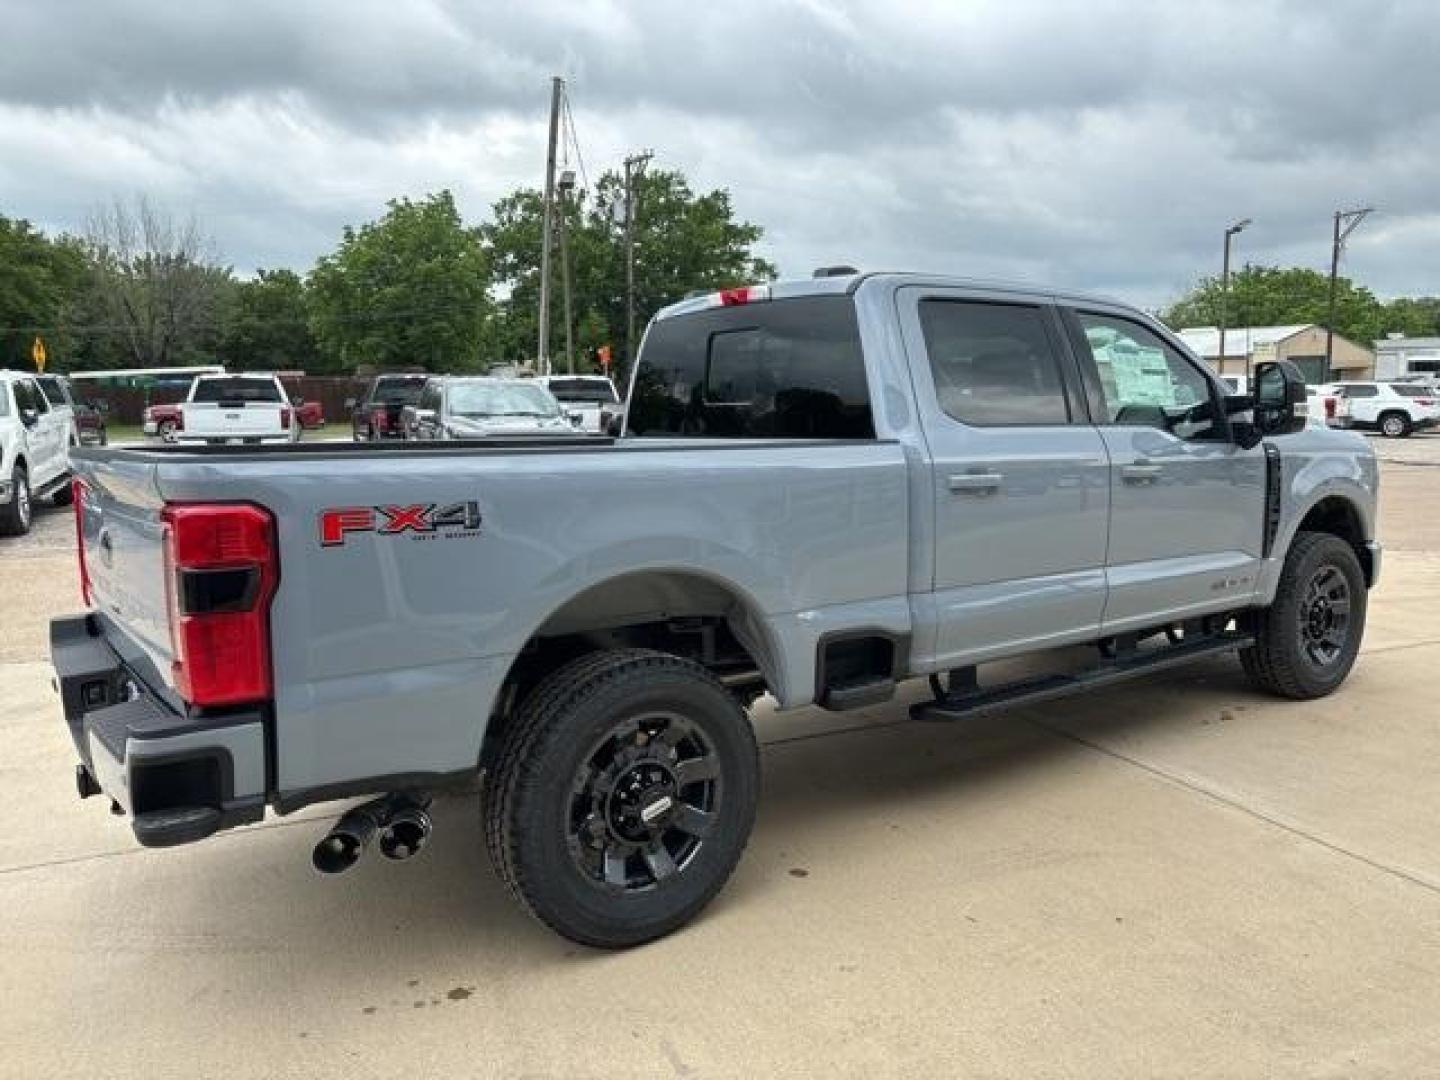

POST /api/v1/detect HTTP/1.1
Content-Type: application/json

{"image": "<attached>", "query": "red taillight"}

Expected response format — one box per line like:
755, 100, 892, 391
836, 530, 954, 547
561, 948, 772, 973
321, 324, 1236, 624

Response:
73, 478, 92, 606
371, 405, 388, 431
162, 503, 277, 707
718, 284, 771, 306
1324, 396, 1338, 419
1417, 398, 1435, 407
280, 406, 292, 430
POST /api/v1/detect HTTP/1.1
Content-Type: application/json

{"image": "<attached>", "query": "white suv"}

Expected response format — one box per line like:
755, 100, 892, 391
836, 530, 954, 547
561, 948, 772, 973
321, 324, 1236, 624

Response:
1324, 381, 1440, 438
0, 371, 77, 535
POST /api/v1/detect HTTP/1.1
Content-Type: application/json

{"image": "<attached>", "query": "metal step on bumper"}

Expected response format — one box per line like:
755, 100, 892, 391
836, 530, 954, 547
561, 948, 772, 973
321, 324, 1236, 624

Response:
912, 631, 1254, 724
51, 613, 267, 848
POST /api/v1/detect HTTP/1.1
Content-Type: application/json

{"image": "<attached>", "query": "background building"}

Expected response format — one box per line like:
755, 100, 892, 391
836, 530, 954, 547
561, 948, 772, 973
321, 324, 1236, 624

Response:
1374, 335, 1440, 380
1177, 325, 1374, 383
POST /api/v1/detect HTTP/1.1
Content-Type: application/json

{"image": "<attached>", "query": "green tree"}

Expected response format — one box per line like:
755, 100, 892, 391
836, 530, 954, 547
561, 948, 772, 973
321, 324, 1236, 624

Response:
307, 191, 489, 372
482, 167, 777, 374
1378, 296, 1440, 339
1162, 265, 1386, 345
0, 215, 88, 371
218, 268, 316, 370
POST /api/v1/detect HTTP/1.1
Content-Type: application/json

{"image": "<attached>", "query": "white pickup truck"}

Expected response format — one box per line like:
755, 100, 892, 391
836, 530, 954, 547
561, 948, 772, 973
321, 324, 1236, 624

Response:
176, 373, 300, 445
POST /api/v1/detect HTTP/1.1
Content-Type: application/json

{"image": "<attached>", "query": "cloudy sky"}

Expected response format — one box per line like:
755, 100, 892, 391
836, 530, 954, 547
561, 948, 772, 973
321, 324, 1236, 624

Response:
2, 0, 1437, 310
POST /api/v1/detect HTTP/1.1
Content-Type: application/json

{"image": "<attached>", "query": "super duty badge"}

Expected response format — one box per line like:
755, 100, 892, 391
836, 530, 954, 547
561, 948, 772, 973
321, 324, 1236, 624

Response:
318, 502, 482, 547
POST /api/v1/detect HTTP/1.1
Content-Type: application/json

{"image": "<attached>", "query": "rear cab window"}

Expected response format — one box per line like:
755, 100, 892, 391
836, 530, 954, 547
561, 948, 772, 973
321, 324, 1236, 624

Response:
547, 378, 619, 405
369, 376, 428, 405
626, 295, 874, 438
191, 377, 282, 404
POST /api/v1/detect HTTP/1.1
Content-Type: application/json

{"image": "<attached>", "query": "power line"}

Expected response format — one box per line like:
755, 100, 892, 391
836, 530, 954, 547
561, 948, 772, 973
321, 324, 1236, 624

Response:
561, 86, 590, 193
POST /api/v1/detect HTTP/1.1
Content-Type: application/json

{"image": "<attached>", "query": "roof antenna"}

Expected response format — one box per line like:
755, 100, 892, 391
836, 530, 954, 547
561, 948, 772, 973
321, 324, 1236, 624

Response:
813, 265, 858, 278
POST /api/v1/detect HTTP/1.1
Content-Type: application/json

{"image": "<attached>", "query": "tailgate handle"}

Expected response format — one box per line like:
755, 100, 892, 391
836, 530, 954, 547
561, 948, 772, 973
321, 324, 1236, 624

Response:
948, 472, 1003, 494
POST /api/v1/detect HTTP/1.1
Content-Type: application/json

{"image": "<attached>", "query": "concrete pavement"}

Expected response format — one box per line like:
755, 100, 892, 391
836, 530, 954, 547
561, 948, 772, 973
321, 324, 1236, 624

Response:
1, 442, 1437, 1078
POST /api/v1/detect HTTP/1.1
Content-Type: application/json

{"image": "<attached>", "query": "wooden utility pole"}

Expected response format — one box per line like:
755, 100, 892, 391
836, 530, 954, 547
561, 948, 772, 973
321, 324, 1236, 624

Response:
622, 151, 653, 372
536, 76, 563, 375
1324, 206, 1373, 383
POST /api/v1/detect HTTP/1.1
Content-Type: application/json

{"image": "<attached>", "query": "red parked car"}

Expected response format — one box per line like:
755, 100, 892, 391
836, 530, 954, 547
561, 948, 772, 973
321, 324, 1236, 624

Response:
142, 402, 184, 441
293, 398, 325, 428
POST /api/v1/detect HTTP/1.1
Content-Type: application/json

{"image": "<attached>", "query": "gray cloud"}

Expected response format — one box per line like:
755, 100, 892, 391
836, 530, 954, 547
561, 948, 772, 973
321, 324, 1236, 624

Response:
2, 0, 1438, 310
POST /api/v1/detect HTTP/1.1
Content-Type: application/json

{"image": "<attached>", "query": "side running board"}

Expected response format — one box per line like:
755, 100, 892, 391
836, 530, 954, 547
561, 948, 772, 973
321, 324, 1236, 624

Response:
912, 631, 1254, 723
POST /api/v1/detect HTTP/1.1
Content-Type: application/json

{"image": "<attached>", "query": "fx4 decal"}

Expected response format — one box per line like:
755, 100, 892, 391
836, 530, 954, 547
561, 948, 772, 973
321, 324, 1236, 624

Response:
318, 502, 482, 547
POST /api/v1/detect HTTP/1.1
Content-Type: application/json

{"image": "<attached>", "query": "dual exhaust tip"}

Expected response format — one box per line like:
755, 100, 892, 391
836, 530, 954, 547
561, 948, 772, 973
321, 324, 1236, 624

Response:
312, 794, 432, 874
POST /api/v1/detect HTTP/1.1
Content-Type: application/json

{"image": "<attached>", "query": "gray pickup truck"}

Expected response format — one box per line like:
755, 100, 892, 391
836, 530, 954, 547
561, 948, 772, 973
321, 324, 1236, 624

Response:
52, 272, 1379, 947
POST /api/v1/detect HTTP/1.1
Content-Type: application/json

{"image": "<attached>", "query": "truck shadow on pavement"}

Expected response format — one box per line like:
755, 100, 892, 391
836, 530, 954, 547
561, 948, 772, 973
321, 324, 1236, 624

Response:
154, 654, 1266, 981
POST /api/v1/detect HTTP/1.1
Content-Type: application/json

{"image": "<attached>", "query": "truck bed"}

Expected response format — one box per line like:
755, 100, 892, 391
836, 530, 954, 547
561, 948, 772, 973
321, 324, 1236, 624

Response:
71, 435, 911, 806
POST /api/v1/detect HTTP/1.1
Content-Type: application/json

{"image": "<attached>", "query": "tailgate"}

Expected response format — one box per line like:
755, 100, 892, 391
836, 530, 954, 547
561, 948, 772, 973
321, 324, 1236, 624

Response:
74, 457, 176, 692
182, 402, 284, 437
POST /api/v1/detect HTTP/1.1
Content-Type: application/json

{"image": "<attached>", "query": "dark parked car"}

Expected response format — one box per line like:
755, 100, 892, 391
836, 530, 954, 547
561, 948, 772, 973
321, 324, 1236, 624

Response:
348, 375, 428, 440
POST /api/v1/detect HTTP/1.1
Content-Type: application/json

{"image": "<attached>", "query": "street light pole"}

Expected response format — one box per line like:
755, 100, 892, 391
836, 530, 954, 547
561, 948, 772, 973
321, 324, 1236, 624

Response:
1324, 206, 1373, 384
1218, 218, 1250, 380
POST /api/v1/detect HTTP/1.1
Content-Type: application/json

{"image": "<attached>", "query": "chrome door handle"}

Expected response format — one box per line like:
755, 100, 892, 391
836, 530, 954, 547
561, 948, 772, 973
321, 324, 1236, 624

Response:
948, 472, 1003, 493
1121, 462, 1163, 484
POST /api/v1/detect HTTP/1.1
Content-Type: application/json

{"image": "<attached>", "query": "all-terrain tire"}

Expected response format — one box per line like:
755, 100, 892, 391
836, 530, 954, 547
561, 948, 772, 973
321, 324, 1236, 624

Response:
0, 465, 31, 536
1240, 531, 1366, 699
1379, 411, 1411, 438
483, 648, 759, 948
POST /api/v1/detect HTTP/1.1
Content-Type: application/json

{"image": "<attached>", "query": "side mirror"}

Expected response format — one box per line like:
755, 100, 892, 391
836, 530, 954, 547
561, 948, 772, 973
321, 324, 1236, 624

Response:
605, 413, 625, 437
1253, 360, 1308, 438
343, 397, 357, 410
19, 408, 38, 427
291, 395, 304, 407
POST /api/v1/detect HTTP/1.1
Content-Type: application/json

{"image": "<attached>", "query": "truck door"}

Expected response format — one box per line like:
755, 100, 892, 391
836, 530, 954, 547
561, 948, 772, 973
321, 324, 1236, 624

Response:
897, 288, 1111, 667
15, 378, 63, 485
1060, 307, 1266, 628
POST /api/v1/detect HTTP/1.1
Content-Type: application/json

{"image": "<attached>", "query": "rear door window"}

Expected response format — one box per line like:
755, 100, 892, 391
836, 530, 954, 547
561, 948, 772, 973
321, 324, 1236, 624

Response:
36, 377, 69, 407
628, 296, 873, 438
918, 301, 1071, 426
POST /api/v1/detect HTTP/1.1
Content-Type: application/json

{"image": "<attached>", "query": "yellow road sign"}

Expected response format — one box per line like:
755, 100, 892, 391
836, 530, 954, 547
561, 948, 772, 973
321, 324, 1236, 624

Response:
31, 337, 47, 372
